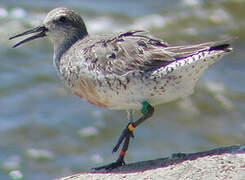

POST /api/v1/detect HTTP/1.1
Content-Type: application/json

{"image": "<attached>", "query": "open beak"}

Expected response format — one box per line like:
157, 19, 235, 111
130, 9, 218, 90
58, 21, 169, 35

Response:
9, 26, 48, 48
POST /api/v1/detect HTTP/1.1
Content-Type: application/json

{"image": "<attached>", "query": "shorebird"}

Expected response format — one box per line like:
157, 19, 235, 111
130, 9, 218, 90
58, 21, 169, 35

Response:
10, 7, 232, 170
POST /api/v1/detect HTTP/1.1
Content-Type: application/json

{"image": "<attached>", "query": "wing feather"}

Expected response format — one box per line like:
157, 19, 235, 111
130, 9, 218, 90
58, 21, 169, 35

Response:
83, 31, 230, 75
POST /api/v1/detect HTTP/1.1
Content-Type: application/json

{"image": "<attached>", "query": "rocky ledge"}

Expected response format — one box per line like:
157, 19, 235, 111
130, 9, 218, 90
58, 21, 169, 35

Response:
56, 144, 245, 180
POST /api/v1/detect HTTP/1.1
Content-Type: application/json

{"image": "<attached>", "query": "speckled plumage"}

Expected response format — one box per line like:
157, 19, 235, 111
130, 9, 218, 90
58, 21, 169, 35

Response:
58, 30, 231, 110
45, 9, 231, 110
10, 7, 233, 170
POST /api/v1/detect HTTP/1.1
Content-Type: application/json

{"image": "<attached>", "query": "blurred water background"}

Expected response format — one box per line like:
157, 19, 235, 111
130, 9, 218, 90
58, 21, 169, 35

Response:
0, 0, 245, 179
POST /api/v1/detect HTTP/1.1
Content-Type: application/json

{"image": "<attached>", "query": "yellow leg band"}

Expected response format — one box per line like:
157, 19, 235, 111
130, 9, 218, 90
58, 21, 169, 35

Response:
128, 123, 135, 131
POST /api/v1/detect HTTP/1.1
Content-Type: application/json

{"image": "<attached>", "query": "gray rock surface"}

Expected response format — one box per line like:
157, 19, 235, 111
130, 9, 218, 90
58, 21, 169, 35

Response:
57, 144, 245, 180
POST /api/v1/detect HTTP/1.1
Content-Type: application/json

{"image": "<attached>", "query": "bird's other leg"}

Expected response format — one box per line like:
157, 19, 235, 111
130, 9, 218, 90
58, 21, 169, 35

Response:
93, 101, 154, 170
127, 110, 134, 123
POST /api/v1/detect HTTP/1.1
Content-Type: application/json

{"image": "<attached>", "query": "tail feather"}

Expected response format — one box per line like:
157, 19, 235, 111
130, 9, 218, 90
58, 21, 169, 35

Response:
163, 40, 232, 60
209, 43, 232, 52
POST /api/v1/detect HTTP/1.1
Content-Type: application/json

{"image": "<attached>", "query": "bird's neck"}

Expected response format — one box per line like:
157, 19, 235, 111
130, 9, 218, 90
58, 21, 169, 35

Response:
53, 33, 88, 71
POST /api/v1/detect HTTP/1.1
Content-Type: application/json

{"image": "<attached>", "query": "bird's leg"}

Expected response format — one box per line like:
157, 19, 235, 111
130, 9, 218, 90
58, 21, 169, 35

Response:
93, 101, 154, 170
112, 102, 154, 153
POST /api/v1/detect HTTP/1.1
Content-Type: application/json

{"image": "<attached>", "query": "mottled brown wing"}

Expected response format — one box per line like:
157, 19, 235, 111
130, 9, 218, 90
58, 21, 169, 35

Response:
86, 31, 228, 76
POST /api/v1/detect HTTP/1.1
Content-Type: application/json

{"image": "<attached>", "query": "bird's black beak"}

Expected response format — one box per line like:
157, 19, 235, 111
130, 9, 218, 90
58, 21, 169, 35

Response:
9, 26, 48, 48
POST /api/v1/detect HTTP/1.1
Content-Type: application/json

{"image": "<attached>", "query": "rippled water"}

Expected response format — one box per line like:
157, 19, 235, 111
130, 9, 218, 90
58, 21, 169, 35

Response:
0, 0, 245, 180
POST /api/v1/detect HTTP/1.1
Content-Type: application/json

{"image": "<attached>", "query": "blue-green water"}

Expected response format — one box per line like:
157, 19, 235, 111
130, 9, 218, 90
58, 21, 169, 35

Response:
1, 0, 245, 179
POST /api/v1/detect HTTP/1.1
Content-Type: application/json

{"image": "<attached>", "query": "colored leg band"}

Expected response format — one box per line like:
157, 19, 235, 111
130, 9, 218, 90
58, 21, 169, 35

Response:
120, 150, 126, 156
141, 101, 150, 115
128, 123, 135, 131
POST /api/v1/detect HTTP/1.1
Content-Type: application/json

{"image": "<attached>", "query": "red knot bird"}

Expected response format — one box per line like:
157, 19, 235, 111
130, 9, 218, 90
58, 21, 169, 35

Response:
9, 7, 232, 170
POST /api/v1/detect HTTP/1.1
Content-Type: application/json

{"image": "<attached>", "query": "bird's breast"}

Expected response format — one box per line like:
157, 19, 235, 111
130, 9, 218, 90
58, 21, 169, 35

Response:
72, 77, 111, 108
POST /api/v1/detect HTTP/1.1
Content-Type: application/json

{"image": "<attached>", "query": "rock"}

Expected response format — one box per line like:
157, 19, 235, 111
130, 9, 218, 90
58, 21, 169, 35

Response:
56, 144, 245, 180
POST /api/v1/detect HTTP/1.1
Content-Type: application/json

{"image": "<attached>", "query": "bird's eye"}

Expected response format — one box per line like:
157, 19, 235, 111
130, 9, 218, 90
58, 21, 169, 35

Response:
58, 16, 68, 23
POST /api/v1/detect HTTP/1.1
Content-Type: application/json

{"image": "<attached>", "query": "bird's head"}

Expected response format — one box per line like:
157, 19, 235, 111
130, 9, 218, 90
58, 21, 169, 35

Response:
10, 7, 88, 48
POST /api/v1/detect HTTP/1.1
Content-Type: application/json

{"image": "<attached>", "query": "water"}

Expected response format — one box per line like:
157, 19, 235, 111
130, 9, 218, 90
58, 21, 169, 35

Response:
1, 0, 245, 179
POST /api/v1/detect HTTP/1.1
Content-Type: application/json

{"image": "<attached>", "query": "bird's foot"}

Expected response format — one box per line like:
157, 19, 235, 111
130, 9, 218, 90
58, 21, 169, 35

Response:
171, 152, 187, 158
93, 158, 125, 171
